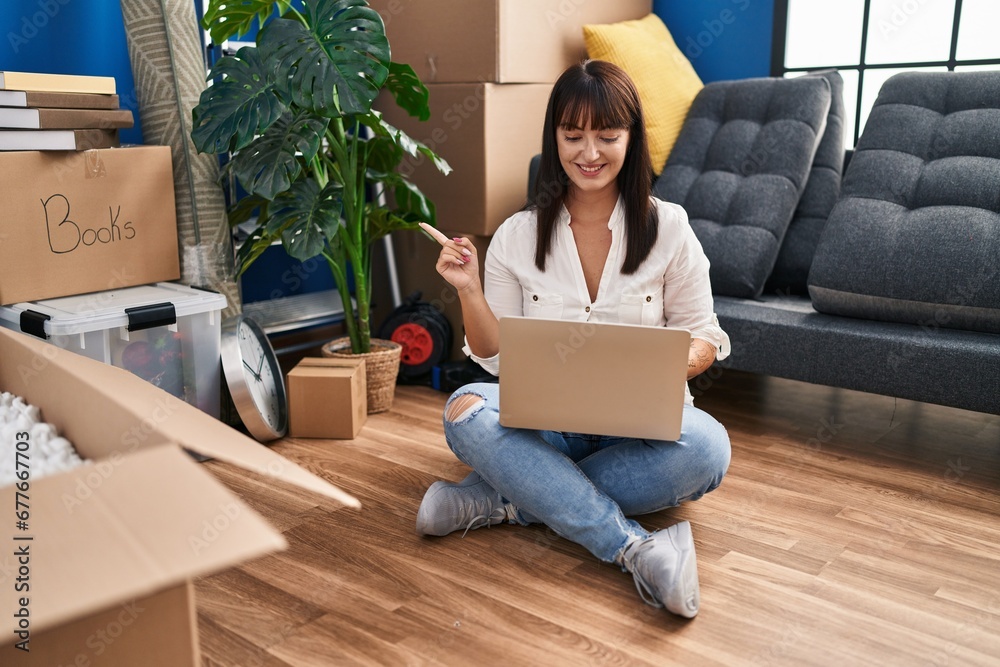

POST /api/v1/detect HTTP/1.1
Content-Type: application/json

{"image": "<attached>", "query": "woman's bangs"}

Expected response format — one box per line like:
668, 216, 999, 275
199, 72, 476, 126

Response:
557, 82, 632, 131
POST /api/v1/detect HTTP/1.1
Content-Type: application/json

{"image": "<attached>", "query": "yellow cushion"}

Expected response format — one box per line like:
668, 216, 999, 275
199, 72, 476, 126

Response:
583, 14, 703, 173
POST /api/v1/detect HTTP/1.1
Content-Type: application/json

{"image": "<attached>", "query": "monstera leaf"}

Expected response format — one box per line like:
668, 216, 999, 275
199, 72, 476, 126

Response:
201, 0, 291, 44
366, 168, 436, 224
364, 134, 403, 175
367, 207, 422, 244
266, 178, 344, 261
385, 62, 430, 121
360, 111, 452, 175
227, 193, 268, 228
393, 178, 435, 222
259, 0, 389, 117
191, 46, 286, 154
234, 226, 274, 276
228, 110, 330, 200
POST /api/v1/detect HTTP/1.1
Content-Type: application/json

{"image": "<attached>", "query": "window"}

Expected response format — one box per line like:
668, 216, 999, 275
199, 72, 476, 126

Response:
773, 0, 1000, 147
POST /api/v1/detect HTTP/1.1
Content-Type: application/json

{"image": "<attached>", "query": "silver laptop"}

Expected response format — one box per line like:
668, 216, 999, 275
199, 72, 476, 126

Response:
498, 316, 691, 440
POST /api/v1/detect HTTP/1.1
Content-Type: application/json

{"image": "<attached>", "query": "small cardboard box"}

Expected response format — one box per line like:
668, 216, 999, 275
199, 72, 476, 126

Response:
371, 0, 652, 83
393, 230, 492, 360
377, 83, 552, 236
288, 357, 367, 439
0, 328, 358, 666
0, 146, 181, 305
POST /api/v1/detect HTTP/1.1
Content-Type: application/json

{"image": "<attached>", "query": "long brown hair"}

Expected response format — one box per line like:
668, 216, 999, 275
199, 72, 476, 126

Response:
530, 60, 657, 274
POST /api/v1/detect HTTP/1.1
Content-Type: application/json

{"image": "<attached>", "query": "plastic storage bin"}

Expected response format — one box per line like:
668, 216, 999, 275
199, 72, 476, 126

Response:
0, 282, 228, 417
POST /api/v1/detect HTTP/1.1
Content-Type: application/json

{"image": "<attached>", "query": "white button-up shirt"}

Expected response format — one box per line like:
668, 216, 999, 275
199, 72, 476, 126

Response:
464, 196, 730, 405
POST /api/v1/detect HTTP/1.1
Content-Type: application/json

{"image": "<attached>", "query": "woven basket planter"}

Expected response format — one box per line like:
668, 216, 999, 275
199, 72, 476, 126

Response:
321, 338, 402, 414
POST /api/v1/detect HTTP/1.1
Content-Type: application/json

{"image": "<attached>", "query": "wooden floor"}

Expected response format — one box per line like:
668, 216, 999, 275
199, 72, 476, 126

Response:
196, 371, 1000, 666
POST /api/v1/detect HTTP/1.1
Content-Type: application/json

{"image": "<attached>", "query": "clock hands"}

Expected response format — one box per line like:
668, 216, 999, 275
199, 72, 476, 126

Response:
243, 359, 262, 382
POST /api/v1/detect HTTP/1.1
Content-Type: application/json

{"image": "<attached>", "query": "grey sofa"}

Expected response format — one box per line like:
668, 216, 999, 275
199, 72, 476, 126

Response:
711, 72, 1000, 415
531, 71, 1000, 415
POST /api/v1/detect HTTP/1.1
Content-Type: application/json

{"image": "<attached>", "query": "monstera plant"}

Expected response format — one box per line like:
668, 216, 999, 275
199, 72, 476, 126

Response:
192, 0, 449, 355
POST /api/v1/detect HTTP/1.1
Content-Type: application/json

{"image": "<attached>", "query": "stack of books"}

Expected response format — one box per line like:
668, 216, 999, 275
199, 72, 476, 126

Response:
0, 71, 132, 151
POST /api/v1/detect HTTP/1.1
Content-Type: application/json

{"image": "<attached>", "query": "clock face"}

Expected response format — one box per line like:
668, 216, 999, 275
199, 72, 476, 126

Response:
238, 321, 283, 434
222, 315, 288, 442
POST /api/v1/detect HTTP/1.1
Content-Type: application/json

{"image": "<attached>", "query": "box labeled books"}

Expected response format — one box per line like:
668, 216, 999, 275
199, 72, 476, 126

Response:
0, 146, 180, 305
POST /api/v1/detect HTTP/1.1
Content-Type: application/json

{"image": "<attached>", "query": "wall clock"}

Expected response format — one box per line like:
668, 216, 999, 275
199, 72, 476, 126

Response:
221, 315, 287, 442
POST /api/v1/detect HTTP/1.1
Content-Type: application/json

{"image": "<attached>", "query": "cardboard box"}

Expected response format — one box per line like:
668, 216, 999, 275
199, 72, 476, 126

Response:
0, 146, 181, 305
288, 357, 367, 439
0, 328, 358, 666
372, 0, 652, 83
393, 229, 492, 361
378, 83, 551, 236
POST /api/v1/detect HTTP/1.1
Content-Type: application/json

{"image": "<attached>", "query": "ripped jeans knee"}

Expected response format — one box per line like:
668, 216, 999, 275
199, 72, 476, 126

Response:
445, 392, 485, 423
443, 382, 496, 425
442, 383, 500, 467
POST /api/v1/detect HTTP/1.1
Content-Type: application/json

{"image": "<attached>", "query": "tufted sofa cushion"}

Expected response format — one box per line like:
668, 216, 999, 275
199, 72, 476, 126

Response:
808, 71, 1000, 334
654, 76, 831, 298
765, 70, 846, 296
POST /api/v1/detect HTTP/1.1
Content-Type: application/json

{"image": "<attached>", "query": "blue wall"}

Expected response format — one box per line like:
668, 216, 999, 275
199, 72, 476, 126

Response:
1, 1, 145, 144
654, 0, 774, 82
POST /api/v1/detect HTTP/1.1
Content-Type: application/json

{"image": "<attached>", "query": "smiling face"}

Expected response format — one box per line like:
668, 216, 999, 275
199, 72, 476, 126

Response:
557, 121, 630, 199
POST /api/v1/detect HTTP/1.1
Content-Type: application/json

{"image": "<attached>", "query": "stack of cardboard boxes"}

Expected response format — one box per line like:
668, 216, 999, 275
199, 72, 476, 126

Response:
372, 0, 652, 359
0, 72, 177, 306
0, 74, 233, 415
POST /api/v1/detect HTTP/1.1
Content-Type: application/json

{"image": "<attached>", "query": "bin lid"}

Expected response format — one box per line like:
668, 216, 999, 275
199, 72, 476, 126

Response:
0, 282, 228, 336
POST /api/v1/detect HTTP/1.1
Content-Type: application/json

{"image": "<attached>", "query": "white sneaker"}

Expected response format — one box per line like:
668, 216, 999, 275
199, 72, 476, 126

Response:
415, 472, 515, 537
619, 521, 700, 618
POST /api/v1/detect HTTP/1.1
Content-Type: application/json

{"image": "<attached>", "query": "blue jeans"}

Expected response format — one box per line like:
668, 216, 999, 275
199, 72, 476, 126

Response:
442, 382, 731, 563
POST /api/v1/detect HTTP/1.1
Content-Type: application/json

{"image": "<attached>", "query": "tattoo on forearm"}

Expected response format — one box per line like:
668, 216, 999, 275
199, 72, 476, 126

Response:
688, 340, 713, 369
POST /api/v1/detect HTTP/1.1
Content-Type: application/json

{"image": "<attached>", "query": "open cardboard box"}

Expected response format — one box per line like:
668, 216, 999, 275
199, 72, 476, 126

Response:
0, 328, 359, 666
